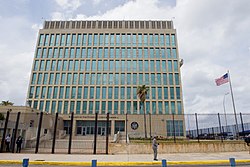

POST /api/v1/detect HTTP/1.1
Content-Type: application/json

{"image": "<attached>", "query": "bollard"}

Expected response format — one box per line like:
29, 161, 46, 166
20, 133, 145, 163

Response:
92, 159, 97, 167
23, 158, 29, 167
229, 157, 236, 167
162, 159, 167, 167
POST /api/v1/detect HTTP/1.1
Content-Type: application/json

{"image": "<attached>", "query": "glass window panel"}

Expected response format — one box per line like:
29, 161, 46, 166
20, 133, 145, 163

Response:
78, 73, 83, 84
158, 87, 162, 99
168, 61, 172, 72
102, 87, 106, 99
127, 87, 131, 99
66, 34, 71, 46
108, 87, 113, 99
151, 87, 156, 99
170, 87, 175, 99
164, 87, 168, 99
52, 86, 58, 99
108, 101, 112, 113
37, 73, 42, 84
127, 101, 131, 114
65, 86, 70, 99
77, 34, 81, 46
171, 34, 176, 46
158, 101, 163, 114
82, 101, 87, 114
101, 101, 106, 114
43, 73, 48, 85
169, 73, 173, 85
96, 87, 100, 99
166, 34, 170, 46
175, 73, 179, 85
171, 101, 175, 114
88, 34, 92, 46
165, 102, 169, 114
83, 87, 88, 99
59, 87, 64, 99
152, 101, 156, 114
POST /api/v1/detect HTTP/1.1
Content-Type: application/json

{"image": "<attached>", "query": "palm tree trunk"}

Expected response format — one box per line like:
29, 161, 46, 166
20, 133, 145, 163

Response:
143, 102, 147, 138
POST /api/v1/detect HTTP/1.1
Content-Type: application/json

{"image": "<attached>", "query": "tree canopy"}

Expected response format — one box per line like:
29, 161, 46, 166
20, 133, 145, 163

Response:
136, 85, 149, 103
0, 100, 14, 106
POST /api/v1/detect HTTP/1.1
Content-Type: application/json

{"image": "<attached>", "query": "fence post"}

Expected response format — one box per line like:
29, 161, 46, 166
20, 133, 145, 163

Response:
68, 112, 74, 154
93, 112, 98, 154
0, 110, 10, 153
229, 157, 236, 167
12, 112, 20, 153
149, 113, 152, 140
172, 113, 176, 143
106, 112, 109, 154
52, 112, 58, 154
35, 112, 43, 154
218, 113, 223, 142
125, 113, 128, 143
162, 159, 167, 167
92, 159, 97, 167
23, 158, 29, 167
240, 113, 244, 137
195, 113, 199, 143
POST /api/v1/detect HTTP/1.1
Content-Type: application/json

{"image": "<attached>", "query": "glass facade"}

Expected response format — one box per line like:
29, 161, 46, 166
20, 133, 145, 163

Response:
28, 21, 183, 117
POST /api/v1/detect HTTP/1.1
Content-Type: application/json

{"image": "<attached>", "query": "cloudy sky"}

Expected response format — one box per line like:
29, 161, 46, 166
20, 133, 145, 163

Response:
0, 0, 250, 116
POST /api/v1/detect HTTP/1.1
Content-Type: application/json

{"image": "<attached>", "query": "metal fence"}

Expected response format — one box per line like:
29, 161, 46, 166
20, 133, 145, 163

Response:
0, 111, 250, 154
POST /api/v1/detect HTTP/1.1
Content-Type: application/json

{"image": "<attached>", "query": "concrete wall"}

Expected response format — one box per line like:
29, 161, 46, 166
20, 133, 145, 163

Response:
109, 142, 249, 154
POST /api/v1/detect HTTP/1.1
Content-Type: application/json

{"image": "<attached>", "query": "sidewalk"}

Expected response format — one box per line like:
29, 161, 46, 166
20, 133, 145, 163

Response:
0, 151, 249, 166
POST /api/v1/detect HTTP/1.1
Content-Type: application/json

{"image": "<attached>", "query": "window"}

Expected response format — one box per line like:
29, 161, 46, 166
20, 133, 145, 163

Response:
166, 120, 184, 137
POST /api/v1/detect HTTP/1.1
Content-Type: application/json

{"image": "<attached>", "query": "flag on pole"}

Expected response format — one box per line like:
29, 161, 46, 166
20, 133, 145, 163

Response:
215, 73, 229, 86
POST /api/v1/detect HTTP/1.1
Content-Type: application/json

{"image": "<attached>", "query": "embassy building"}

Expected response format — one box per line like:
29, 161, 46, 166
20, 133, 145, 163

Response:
27, 20, 185, 138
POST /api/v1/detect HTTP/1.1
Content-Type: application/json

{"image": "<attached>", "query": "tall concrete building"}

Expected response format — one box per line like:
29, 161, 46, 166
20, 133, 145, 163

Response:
27, 20, 185, 138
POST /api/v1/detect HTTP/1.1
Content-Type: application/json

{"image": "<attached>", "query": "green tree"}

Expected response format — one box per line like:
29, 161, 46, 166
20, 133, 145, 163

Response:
0, 113, 4, 120
137, 85, 149, 138
0, 100, 14, 106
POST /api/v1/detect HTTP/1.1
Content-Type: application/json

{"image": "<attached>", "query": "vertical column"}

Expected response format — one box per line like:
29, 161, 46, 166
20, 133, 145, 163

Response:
35, 112, 43, 154
12, 112, 20, 153
52, 112, 58, 154
0, 110, 10, 153
106, 113, 109, 154
68, 112, 74, 154
195, 113, 199, 143
93, 112, 98, 154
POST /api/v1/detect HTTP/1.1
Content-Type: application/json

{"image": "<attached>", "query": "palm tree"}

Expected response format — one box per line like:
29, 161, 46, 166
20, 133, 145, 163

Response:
0, 100, 14, 106
137, 85, 149, 139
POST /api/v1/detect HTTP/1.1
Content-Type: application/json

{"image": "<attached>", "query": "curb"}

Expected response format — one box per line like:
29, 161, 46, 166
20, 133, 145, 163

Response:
0, 159, 250, 166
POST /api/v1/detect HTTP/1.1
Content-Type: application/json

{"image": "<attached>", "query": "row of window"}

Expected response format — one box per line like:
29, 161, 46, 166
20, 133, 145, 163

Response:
32, 100, 182, 115
36, 47, 177, 59
66, 120, 184, 137
33, 59, 179, 72
29, 86, 181, 100
38, 33, 176, 47
31, 73, 180, 86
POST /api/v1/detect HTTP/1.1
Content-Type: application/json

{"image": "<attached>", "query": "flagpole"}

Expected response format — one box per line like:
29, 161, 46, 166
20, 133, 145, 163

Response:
227, 70, 239, 139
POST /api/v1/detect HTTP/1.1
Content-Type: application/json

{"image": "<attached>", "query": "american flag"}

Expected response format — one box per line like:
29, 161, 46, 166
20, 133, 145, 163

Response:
215, 73, 229, 86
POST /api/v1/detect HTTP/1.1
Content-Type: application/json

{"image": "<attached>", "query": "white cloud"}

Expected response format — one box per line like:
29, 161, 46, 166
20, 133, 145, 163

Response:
54, 0, 82, 10
1, 0, 250, 116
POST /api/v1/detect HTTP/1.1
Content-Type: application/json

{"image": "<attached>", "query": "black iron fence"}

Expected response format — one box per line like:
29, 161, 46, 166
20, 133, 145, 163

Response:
0, 110, 249, 154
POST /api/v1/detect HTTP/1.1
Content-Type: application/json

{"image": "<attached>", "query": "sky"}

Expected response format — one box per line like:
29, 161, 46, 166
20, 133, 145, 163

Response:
0, 0, 250, 117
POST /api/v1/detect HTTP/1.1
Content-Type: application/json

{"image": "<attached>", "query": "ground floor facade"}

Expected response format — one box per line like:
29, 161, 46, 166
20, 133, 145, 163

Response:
0, 106, 186, 140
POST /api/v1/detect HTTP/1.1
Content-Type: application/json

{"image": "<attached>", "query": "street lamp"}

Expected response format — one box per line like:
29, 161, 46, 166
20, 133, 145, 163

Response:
223, 92, 229, 132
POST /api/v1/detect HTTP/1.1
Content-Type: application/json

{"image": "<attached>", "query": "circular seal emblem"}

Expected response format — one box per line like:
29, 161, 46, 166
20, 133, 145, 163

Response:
131, 122, 139, 130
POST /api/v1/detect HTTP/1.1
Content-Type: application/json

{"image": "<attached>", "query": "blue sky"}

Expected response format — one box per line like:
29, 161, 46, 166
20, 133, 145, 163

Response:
0, 0, 250, 118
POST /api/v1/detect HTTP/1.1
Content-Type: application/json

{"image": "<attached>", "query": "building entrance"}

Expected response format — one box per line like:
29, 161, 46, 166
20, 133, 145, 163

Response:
76, 120, 111, 135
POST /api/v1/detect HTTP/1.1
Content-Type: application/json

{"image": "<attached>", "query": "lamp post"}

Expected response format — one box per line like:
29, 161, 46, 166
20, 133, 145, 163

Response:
223, 92, 229, 132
